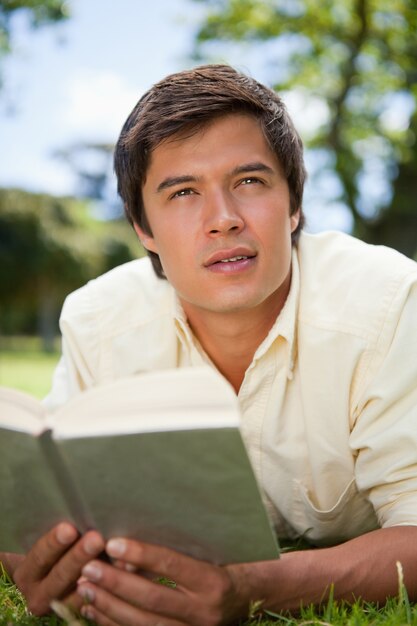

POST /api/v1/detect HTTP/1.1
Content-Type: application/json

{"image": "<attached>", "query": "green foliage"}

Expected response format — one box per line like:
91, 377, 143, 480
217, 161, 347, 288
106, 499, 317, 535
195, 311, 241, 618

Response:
191, 0, 417, 257
0, 188, 141, 341
0, 0, 68, 82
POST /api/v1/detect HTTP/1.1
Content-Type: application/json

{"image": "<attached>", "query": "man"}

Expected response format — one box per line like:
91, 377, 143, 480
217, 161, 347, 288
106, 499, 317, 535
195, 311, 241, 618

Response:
2, 64, 417, 625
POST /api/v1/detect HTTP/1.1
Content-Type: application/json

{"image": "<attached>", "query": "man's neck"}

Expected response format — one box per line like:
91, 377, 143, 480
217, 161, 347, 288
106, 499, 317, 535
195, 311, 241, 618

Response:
181, 274, 291, 393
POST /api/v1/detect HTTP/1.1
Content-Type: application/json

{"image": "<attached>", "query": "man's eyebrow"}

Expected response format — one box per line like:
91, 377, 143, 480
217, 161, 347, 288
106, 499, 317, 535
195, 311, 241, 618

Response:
231, 162, 275, 176
156, 175, 199, 193
155, 162, 274, 193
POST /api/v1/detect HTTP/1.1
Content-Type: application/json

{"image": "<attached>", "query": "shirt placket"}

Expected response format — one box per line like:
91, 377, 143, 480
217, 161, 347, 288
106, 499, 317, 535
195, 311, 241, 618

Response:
238, 348, 278, 479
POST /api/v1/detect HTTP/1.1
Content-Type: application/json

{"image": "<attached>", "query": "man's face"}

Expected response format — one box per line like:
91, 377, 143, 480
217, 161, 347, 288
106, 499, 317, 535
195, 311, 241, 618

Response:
138, 113, 299, 320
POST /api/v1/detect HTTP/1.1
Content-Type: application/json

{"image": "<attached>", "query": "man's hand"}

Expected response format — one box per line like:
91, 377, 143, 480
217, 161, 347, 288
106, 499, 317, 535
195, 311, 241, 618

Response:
11, 522, 105, 616
77, 539, 248, 626
76, 527, 417, 625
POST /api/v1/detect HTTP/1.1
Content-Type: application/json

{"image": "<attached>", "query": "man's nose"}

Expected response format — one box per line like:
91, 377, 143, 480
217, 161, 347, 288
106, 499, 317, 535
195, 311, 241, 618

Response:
203, 191, 245, 236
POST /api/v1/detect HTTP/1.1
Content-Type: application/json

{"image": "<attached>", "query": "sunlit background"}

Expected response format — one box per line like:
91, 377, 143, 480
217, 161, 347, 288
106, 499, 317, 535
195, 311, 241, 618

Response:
0, 0, 203, 195
1, 0, 416, 395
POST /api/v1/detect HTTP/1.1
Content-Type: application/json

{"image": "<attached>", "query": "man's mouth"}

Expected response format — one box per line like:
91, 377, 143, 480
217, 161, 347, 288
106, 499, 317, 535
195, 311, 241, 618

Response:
205, 248, 257, 266
204, 248, 257, 272
218, 255, 250, 263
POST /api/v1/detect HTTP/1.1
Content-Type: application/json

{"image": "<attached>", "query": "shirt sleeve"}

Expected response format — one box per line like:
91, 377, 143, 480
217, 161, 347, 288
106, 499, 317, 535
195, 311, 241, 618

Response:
350, 276, 417, 527
42, 282, 102, 411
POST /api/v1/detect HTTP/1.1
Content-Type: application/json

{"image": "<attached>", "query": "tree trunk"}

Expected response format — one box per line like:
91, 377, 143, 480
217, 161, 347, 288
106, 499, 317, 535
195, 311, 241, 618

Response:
354, 113, 417, 259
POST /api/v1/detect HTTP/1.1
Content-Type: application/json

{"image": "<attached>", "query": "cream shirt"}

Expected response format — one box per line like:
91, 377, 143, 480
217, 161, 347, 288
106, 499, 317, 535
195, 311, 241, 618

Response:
45, 231, 417, 546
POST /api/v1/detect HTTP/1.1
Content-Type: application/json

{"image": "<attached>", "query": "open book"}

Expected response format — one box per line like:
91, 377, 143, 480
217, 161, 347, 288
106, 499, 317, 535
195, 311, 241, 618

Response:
0, 367, 278, 564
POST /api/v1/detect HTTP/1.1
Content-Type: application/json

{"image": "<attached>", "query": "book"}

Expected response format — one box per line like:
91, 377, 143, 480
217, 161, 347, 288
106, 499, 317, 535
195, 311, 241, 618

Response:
0, 367, 279, 564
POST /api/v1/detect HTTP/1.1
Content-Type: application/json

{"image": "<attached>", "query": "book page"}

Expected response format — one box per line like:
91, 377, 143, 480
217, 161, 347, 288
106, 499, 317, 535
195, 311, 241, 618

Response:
52, 367, 240, 438
0, 386, 46, 435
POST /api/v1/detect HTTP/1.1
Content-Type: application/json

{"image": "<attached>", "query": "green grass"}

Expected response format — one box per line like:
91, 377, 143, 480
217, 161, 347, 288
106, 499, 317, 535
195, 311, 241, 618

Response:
0, 568, 69, 625
2, 564, 417, 626
0, 336, 60, 399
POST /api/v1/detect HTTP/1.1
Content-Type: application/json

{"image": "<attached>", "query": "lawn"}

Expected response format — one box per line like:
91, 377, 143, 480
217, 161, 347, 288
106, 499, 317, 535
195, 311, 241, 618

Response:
2, 566, 417, 626
0, 336, 60, 399
0, 338, 416, 625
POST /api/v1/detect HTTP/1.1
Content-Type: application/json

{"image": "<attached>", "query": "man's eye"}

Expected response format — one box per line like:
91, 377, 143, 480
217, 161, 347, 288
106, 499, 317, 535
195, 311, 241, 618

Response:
171, 188, 195, 199
240, 177, 262, 186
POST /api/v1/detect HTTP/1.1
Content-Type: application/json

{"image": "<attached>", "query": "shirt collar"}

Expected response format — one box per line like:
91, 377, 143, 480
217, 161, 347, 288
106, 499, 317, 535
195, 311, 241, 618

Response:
251, 246, 300, 379
173, 297, 194, 347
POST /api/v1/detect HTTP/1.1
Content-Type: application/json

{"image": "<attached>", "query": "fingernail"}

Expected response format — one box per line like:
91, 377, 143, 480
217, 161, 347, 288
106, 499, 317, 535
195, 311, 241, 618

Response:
106, 538, 126, 557
82, 562, 102, 582
125, 563, 136, 572
56, 523, 77, 545
84, 533, 104, 555
81, 605, 95, 619
78, 585, 95, 602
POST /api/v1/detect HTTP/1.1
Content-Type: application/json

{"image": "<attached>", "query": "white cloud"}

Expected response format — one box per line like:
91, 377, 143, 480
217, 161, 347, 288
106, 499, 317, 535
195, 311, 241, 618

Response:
283, 89, 330, 140
63, 70, 143, 140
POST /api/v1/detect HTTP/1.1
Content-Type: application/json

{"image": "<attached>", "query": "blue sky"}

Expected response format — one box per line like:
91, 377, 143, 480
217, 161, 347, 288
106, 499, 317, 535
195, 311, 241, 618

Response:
0, 0, 329, 195
0, 0, 207, 195
3, 0, 403, 232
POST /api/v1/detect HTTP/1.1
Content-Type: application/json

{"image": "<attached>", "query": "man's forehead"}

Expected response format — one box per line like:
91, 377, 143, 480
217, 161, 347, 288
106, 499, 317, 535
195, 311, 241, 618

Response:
144, 113, 275, 176
151, 111, 263, 154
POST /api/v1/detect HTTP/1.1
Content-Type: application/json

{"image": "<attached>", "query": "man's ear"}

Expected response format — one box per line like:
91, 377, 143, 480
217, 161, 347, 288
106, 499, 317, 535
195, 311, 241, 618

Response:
290, 209, 301, 233
133, 223, 159, 254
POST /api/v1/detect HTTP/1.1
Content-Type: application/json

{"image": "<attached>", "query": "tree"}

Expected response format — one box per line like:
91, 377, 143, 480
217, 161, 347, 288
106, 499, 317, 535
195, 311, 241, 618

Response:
0, 188, 139, 349
191, 0, 417, 258
0, 2, 144, 348
53, 141, 124, 219
0, 0, 68, 88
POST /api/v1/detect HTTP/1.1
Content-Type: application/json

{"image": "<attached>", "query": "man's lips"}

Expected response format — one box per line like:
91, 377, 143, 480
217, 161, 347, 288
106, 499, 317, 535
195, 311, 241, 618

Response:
204, 247, 257, 267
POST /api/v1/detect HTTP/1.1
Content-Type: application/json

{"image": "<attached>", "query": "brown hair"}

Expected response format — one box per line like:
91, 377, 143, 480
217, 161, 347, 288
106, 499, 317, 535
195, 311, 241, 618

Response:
114, 64, 306, 279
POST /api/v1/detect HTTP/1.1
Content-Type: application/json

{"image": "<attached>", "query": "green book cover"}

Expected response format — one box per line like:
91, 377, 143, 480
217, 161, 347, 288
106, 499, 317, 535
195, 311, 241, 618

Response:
0, 367, 279, 564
